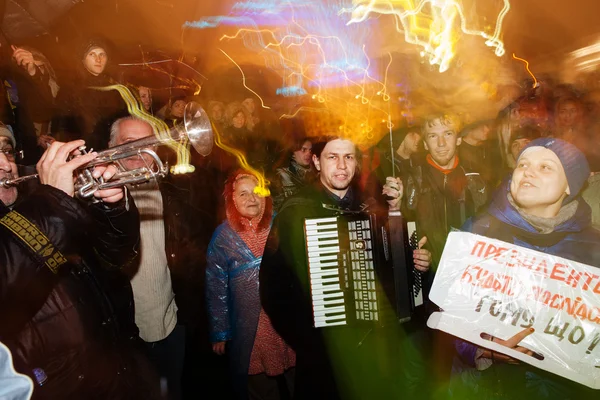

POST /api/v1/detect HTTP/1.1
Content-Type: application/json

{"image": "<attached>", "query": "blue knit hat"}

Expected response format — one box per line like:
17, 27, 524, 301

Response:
518, 137, 590, 203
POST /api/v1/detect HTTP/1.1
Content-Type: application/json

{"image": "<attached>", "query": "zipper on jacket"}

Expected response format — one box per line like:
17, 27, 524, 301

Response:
444, 174, 448, 235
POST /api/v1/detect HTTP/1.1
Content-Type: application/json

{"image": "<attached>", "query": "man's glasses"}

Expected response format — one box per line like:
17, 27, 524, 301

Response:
0, 147, 18, 162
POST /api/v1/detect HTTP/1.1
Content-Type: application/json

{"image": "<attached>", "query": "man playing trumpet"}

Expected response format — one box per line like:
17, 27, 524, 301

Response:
0, 131, 161, 399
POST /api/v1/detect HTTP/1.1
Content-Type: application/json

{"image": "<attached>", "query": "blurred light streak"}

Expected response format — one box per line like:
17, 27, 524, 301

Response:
118, 58, 205, 97
219, 49, 272, 110
212, 124, 271, 197
512, 53, 538, 88
91, 84, 195, 174
344, 0, 510, 73
184, 1, 396, 147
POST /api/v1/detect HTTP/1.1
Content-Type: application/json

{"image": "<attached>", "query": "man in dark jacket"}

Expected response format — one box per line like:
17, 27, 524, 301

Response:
458, 119, 502, 189
259, 136, 431, 399
399, 113, 488, 397
109, 116, 221, 399
405, 113, 488, 275
0, 137, 160, 399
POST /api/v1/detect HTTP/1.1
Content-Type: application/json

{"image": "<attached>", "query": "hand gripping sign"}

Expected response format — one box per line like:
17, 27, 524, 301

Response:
427, 231, 600, 389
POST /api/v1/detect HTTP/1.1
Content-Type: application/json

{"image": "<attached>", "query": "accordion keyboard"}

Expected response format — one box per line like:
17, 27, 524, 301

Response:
306, 217, 347, 327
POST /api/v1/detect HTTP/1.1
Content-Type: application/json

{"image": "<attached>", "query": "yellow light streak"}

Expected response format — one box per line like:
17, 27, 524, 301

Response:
91, 84, 195, 174
345, 0, 511, 73
219, 48, 272, 110
512, 53, 538, 89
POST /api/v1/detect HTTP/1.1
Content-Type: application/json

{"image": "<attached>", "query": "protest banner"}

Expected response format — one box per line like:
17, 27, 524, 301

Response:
427, 231, 600, 389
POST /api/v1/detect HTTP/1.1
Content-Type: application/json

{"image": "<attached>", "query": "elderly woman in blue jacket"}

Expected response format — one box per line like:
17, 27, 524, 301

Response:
451, 138, 600, 399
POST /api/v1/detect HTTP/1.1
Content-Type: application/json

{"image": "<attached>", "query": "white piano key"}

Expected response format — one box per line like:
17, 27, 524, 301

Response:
309, 260, 339, 268
310, 285, 342, 295
311, 292, 344, 300
315, 320, 347, 327
307, 238, 339, 246
310, 276, 340, 285
313, 299, 345, 307
308, 271, 339, 279
305, 231, 339, 239
308, 254, 338, 262
308, 245, 340, 253
305, 217, 338, 225
313, 306, 345, 316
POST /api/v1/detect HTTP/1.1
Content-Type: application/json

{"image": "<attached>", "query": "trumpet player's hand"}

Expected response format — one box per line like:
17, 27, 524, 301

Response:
37, 140, 97, 197
91, 165, 124, 203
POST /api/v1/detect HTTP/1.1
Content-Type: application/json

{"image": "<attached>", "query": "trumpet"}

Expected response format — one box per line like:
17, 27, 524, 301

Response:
1, 102, 213, 198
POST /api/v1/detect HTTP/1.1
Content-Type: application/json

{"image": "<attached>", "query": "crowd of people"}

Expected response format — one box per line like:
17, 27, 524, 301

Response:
1, 35, 600, 400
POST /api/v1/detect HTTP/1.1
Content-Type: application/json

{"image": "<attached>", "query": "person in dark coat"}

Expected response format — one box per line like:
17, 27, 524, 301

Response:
52, 37, 127, 152
458, 119, 503, 188
0, 138, 160, 399
259, 136, 430, 399
271, 136, 314, 211
451, 137, 600, 400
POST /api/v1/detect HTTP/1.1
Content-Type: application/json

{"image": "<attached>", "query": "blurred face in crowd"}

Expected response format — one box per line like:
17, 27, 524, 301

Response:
293, 140, 313, 167
466, 124, 491, 143
171, 100, 187, 119
211, 104, 224, 122
511, 147, 569, 218
556, 100, 581, 128
313, 139, 357, 198
511, 138, 531, 162
139, 87, 152, 111
423, 120, 461, 169
83, 47, 107, 76
233, 176, 265, 219
232, 111, 246, 129
401, 131, 421, 155
0, 137, 18, 206
242, 98, 256, 115
112, 119, 155, 171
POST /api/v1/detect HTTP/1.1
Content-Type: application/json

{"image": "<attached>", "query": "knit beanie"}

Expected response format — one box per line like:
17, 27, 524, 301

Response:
0, 124, 16, 148
79, 37, 109, 61
518, 137, 590, 203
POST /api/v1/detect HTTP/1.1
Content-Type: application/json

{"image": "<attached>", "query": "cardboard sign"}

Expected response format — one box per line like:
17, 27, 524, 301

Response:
427, 231, 600, 389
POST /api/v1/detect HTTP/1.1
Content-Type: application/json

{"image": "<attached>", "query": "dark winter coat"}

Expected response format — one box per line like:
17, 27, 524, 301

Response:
259, 182, 407, 400
0, 184, 160, 400
51, 73, 126, 152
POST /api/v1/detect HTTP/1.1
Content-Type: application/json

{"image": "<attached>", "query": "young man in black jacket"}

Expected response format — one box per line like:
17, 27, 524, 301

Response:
0, 137, 160, 399
400, 113, 488, 398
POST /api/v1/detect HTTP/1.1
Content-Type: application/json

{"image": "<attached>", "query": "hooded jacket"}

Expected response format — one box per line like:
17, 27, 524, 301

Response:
51, 39, 126, 152
205, 171, 274, 398
452, 181, 600, 400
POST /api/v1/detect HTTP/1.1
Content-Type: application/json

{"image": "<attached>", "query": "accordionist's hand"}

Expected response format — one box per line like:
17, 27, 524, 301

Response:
413, 236, 431, 272
382, 176, 403, 211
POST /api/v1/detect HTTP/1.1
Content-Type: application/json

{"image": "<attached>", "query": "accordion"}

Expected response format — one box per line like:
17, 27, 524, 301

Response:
304, 211, 423, 328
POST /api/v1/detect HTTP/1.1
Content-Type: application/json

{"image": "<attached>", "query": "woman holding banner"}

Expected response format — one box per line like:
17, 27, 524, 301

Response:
450, 138, 600, 399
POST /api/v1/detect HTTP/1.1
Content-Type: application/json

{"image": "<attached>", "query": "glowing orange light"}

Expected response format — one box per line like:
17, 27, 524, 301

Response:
512, 53, 538, 89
